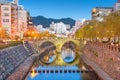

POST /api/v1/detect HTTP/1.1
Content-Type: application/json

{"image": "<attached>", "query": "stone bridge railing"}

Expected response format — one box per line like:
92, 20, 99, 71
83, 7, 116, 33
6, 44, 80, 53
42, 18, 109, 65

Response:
32, 39, 81, 53
83, 41, 120, 80
87, 41, 120, 52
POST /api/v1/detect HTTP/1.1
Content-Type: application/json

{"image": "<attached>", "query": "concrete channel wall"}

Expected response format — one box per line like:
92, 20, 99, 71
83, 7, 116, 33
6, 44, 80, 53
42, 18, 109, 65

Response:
0, 42, 36, 80
82, 41, 120, 80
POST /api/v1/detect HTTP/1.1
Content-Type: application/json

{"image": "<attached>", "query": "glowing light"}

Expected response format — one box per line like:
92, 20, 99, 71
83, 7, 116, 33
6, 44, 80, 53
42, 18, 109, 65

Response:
31, 68, 37, 78
82, 66, 86, 70
32, 31, 35, 34
28, 31, 30, 34
43, 56, 49, 61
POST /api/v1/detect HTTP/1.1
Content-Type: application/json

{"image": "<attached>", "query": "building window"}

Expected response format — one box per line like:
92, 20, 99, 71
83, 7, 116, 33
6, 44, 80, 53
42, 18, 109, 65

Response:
3, 19, 9, 22
3, 7, 9, 11
4, 13, 9, 16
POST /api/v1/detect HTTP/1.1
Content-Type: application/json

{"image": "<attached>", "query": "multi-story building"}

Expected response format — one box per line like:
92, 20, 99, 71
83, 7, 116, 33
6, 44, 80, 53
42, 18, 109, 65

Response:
92, 7, 113, 21
75, 19, 81, 28
66, 24, 70, 30
27, 12, 33, 28
69, 19, 86, 35
36, 25, 43, 32
113, 0, 120, 12
0, 0, 31, 39
92, 0, 120, 21
50, 22, 67, 35
0, 2, 18, 38
18, 5, 28, 39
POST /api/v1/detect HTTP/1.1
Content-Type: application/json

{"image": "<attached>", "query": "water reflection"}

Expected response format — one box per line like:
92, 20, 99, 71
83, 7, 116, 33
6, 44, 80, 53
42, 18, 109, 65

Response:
30, 68, 38, 78
40, 50, 56, 64
61, 49, 76, 63
26, 66, 82, 80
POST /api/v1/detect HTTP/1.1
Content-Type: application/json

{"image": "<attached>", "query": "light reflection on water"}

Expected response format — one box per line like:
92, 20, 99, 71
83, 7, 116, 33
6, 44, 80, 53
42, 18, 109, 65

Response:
62, 49, 75, 63
40, 49, 76, 63
26, 66, 83, 80
30, 68, 38, 79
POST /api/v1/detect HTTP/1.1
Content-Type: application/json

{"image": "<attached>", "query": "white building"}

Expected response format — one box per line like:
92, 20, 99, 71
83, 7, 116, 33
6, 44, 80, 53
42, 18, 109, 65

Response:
18, 5, 28, 39
92, 0, 120, 21
55, 22, 67, 34
69, 19, 85, 35
50, 22, 68, 35
36, 25, 43, 32
92, 7, 113, 21
113, 0, 120, 12
75, 19, 81, 28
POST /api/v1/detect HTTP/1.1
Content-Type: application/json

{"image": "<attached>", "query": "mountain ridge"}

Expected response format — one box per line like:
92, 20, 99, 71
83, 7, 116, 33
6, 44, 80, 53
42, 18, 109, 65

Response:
32, 16, 75, 28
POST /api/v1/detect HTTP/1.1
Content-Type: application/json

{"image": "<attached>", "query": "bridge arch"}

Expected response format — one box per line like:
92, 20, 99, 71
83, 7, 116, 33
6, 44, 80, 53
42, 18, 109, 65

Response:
35, 39, 80, 52
56, 39, 80, 52
61, 41, 77, 50
60, 41, 79, 63
38, 41, 56, 64
39, 41, 56, 50
33, 39, 82, 65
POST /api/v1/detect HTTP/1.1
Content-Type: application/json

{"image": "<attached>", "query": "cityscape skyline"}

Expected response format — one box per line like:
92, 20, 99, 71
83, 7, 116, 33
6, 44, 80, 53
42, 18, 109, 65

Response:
19, 0, 117, 20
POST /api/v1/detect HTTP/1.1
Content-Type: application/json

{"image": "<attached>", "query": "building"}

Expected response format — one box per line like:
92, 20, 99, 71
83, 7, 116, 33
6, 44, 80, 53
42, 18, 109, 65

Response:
113, 0, 120, 12
36, 25, 43, 32
92, 0, 120, 21
113, 3, 120, 12
27, 12, 33, 28
49, 22, 55, 31
75, 19, 81, 28
13, 0, 18, 5
66, 24, 70, 30
18, 5, 28, 39
69, 19, 86, 35
92, 7, 113, 21
0, 0, 31, 39
0, 2, 18, 38
49, 22, 68, 35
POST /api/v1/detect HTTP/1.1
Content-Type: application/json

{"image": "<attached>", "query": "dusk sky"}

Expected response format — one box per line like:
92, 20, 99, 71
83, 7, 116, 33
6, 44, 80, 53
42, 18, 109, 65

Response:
19, 0, 117, 20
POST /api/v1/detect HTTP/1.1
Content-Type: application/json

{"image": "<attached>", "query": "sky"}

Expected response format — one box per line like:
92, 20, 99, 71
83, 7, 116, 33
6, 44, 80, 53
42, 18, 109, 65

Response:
19, 0, 117, 20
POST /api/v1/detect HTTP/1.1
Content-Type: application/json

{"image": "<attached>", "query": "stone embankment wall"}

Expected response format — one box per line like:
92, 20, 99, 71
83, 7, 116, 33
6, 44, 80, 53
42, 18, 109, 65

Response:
83, 42, 120, 80
0, 42, 35, 80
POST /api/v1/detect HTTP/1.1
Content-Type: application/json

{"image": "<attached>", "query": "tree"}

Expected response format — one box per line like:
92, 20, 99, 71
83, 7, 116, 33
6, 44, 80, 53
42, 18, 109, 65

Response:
75, 11, 120, 43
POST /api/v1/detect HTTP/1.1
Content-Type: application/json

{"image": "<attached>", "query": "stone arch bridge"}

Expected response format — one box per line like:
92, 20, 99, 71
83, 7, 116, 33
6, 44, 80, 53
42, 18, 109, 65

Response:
32, 38, 83, 53
31, 38, 84, 66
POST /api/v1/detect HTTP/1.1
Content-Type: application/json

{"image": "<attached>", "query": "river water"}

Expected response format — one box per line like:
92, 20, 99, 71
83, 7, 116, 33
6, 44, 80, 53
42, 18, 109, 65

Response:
26, 66, 82, 80
26, 49, 100, 80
